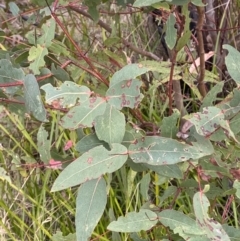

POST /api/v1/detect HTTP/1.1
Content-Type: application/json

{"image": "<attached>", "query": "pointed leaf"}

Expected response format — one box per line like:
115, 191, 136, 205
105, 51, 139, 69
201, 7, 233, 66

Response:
37, 18, 56, 47
41, 81, 91, 108
37, 125, 51, 163
110, 64, 148, 85
76, 178, 107, 241
51, 144, 127, 192
106, 79, 142, 110
95, 104, 126, 144
223, 45, 240, 85
107, 209, 158, 232
0, 59, 24, 95
24, 74, 47, 121
129, 136, 213, 165
193, 192, 230, 241
60, 97, 106, 129
187, 107, 237, 141
133, 0, 164, 7
158, 210, 208, 240
28, 44, 48, 74
0, 167, 12, 184
75, 134, 108, 153
165, 14, 177, 50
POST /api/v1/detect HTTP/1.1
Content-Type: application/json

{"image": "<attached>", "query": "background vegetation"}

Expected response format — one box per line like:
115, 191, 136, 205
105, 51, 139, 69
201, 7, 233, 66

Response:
0, 0, 240, 240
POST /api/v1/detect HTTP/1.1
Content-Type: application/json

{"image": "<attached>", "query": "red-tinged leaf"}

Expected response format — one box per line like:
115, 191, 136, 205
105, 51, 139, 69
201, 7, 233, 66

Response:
64, 140, 73, 151
48, 159, 62, 170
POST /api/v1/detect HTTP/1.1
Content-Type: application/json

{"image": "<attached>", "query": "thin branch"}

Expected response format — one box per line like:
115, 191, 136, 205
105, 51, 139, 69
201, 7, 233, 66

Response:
196, 5, 207, 97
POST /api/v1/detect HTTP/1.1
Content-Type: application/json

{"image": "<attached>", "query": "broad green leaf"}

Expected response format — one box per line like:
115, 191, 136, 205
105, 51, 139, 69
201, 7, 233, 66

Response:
0, 167, 12, 184
201, 82, 224, 110
110, 64, 148, 85
83, 0, 101, 22
192, 0, 206, 6
51, 144, 127, 191
160, 110, 180, 138
176, 30, 191, 51
187, 107, 237, 141
23, 74, 47, 122
75, 134, 108, 153
140, 173, 151, 201
233, 180, 240, 199
49, 40, 70, 57
76, 178, 107, 241
159, 186, 177, 205
129, 136, 213, 165
107, 209, 158, 232
199, 159, 230, 179
37, 125, 51, 163
165, 14, 177, 50
139, 60, 182, 75
146, 163, 183, 179
41, 81, 91, 108
0, 59, 24, 95
223, 44, 240, 85
52, 231, 76, 241
95, 104, 126, 144
8, 2, 20, 16
51, 64, 70, 82
193, 192, 230, 241
37, 18, 56, 47
60, 97, 106, 129
222, 224, 240, 241
133, 0, 165, 7
106, 79, 142, 110
129, 233, 148, 241
171, 0, 190, 4
28, 44, 48, 75
158, 210, 208, 240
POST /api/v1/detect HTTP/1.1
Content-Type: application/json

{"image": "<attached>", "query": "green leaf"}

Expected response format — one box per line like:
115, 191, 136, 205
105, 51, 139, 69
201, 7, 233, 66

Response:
37, 125, 51, 163
233, 180, 240, 199
129, 136, 213, 165
95, 104, 126, 144
146, 163, 183, 179
133, 0, 166, 7
192, 0, 206, 6
160, 110, 180, 138
52, 231, 76, 241
110, 64, 149, 85
76, 178, 107, 241
222, 224, 240, 241
51, 144, 127, 192
75, 134, 108, 153
28, 45, 48, 75
140, 173, 151, 201
23, 74, 47, 122
201, 82, 224, 110
37, 18, 56, 47
8, 2, 20, 16
0, 167, 12, 184
193, 192, 230, 241
107, 209, 158, 232
60, 97, 106, 129
139, 60, 182, 75
106, 79, 143, 110
158, 209, 209, 240
186, 107, 237, 141
0, 59, 24, 95
165, 14, 177, 50
41, 81, 91, 108
223, 44, 240, 85
51, 64, 70, 82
